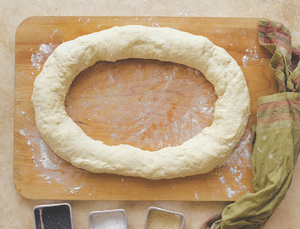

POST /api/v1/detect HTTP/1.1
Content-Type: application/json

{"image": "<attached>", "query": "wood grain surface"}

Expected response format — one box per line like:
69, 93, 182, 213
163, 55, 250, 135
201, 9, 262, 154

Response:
14, 16, 277, 201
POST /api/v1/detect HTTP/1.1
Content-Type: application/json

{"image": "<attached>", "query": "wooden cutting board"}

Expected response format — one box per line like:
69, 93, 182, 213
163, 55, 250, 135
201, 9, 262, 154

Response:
14, 16, 277, 201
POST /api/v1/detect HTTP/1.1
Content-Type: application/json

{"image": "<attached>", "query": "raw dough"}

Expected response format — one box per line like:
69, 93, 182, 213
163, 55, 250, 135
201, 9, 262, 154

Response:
32, 25, 250, 179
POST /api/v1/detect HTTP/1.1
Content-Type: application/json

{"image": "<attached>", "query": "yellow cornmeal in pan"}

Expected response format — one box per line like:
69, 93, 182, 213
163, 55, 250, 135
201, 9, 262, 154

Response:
146, 210, 180, 229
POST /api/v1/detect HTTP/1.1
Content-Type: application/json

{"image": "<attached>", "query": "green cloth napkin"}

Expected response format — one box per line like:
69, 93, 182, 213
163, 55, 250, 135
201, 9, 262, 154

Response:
201, 19, 300, 229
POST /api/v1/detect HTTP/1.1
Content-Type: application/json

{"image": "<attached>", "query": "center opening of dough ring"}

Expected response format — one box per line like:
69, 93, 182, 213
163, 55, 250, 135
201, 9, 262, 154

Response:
66, 59, 217, 152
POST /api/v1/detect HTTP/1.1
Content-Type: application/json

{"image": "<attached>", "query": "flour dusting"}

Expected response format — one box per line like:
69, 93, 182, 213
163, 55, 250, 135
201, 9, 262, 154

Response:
39, 139, 59, 170
222, 132, 251, 166
230, 166, 238, 174
219, 176, 225, 184
226, 187, 236, 198
18, 127, 87, 193
31, 43, 56, 71
19, 128, 61, 170
20, 129, 26, 136
213, 130, 252, 199
242, 55, 250, 67
242, 45, 263, 67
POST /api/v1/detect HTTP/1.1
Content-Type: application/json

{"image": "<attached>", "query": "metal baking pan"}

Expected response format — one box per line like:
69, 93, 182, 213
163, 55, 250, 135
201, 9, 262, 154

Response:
144, 206, 185, 229
33, 203, 73, 229
89, 209, 127, 229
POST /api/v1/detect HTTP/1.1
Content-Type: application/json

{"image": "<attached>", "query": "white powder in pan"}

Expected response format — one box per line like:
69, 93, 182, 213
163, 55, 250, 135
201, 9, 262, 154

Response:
92, 212, 126, 229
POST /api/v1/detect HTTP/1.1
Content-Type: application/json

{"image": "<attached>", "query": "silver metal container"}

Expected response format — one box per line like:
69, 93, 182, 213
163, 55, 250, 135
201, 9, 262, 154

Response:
89, 209, 127, 229
33, 203, 73, 229
144, 206, 185, 229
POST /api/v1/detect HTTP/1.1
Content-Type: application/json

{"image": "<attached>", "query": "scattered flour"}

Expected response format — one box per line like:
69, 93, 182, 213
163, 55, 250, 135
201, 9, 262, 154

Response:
219, 176, 225, 184
38, 175, 51, 184
18, 127, 87, 193
20, 129, 26, 136
19, 128, 62, 170
235, 173, 243, 183
78, 17, 91, 26
31, 43, 56, 71
242, 45, 262, 67
39, 43, 53, 55
74, 187, 81, 191
242, 55, 250, 67
226, 187, 236, 199
230, 166, 238, 174
214, 131, 252, 199
222, 132, 251, 166
39, 139, 59, 170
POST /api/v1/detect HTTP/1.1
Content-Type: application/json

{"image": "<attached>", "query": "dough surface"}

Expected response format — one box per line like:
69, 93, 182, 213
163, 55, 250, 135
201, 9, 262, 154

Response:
32, 25, 250, 179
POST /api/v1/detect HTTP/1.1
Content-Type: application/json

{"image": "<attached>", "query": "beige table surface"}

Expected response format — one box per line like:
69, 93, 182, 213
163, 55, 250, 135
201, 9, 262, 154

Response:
1, 0, 300, 228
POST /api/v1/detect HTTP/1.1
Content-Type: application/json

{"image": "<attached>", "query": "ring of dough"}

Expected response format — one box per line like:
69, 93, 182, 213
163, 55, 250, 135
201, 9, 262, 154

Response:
32, 25, 250, 180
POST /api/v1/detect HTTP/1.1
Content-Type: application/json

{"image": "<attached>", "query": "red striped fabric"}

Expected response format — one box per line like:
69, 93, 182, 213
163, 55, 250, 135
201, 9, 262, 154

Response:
258, 20, 300, 92
257, 99, 300, 112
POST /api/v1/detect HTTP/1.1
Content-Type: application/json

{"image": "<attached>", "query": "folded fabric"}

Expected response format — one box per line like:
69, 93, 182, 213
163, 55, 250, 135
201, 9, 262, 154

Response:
201, 19, 300, 229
